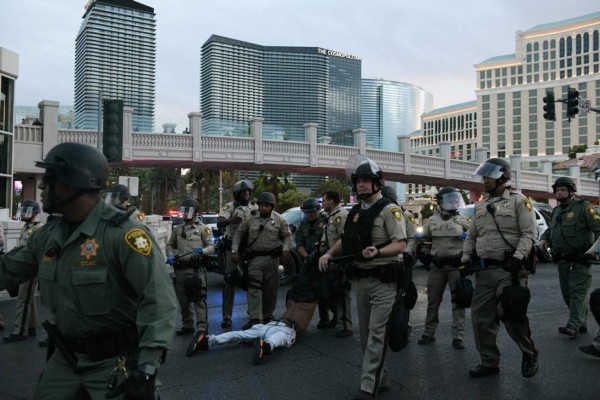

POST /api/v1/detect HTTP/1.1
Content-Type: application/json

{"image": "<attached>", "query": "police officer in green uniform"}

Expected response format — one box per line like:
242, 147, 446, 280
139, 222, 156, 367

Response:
0, 142, 178, 399
105, 184, 131, 210
320, 190, 352, 338
0, 223, 4, 331
166, 199, 214, 355
319, 156, 407, 400
462, 158, 538, 379
217, 180, 258, 329
417, 187, 470, 349
232, 192, 292, 330
3, 200, 43, 343
296, 197, 331, 328
538, 176, 600, 337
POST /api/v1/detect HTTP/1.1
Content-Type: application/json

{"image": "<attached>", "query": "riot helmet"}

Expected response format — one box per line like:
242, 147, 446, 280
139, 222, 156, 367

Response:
436, 187, 466, 211
552, 176, 576, 193
300, 197, 320, 213
35, 142, 108, 190
473, 158, 512, 180
346, 154, 384, 199
105, 184, 130, 208
233, 179, 254, 202
179, 198, 200, 220
381, 186, 398, 204
256, 192, 276, 207
16, 200, 41, 220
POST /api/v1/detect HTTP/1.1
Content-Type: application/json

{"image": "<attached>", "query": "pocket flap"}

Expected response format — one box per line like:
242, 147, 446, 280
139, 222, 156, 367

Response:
72, 269, 108, 285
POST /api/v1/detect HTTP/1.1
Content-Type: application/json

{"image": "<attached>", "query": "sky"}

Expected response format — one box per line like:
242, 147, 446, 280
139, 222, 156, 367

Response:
1, 0, 599, 132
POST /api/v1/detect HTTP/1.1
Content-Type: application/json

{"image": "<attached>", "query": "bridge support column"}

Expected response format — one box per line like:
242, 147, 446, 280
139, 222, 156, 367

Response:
39, 100, 59, 159
189, 112, 202, 162
353, 128, 366, 155
305, 123, 318, 167
439, 141, 451, 179
397, 135, 411, 175
475, 148, 487, 163
122, 107, 133, 161
509, 154, 522, 191
251, 117, 264, 164
568, 164, 581, 195
541, 160, 553, 193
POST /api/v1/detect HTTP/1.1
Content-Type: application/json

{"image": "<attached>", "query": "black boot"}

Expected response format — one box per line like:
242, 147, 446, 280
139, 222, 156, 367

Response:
521, 352, 538, 378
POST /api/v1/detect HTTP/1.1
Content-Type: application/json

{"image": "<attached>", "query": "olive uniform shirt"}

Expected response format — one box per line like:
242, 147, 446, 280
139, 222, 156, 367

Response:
462, 190, 536, 263
540, 197, 600, 254
296, 214, 326, 254
0, 200, 178, 367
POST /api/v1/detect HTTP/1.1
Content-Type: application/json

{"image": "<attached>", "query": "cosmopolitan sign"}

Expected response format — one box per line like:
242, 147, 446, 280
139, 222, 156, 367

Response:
317, 48, 361, 61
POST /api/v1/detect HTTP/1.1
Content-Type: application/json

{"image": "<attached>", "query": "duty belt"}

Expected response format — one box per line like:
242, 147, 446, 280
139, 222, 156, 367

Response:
63, 326, 139, 361
478, 258, 505, 268
431, 256, 461, 268
273, 318, 299, 333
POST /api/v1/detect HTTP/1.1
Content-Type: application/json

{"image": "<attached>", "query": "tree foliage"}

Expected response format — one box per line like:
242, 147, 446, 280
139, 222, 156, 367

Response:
568, 144, 588, 159
315, 177, 352, 202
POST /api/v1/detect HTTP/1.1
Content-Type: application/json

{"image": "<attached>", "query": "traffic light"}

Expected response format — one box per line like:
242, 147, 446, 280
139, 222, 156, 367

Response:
566, 88, 579, 121
102, 99, 123, 162
543, 91, 556, 121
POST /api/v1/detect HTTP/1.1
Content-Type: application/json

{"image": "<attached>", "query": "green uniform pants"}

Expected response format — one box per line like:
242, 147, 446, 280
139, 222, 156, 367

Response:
174, 268, 208, 332
247, 255, 279, 321
557, 260, 591, 330
33, 351, 159, 399
356, 276, 396, 395
423, 266, 465, 340
471, 268, 537, 368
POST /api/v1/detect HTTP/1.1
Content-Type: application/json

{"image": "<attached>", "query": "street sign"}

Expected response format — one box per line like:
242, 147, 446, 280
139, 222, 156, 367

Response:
118, 176, 139, 196
581, 99, 592, 113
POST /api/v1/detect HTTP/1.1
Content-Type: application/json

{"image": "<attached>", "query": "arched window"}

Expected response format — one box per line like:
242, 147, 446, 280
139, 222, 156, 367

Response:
576, 34, 582, 54
583, 32, 589, 52
593, 30, 599, 51
566, 36, 572, 56
526, 43, 532, 52
534, 42, 539, 51
559, 38, 565, 57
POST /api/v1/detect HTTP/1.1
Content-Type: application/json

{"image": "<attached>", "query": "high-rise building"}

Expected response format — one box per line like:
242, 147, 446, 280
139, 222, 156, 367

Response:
361, 79, 433, 150
200, 35, 361, 143
74, 0, 156, 131
474, 12, 600, 170
0, 47, 17, 213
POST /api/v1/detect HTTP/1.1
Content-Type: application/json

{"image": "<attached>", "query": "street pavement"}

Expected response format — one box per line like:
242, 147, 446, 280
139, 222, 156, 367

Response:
0, 262, 599, 400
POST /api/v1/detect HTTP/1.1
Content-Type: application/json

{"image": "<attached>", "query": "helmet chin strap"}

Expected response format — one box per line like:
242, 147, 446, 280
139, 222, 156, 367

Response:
356, 183, 381, 200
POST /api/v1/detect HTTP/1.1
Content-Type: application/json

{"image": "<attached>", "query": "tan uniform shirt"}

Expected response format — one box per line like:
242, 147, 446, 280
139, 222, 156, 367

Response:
404, 210, 418, 255
232, 211, 292, 253
424, 213, 469, 258
321, 204, 348, 251
19, 220, 44, 247
462, 189, 536, 262
220, 201, 258, 240
166, 223, 214, 261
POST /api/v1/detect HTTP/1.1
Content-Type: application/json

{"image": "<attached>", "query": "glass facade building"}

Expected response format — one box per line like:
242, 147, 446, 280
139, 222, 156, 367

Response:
16, 105, 75, 128
200, 35, 361, 142
361, 79, 433, 150
74, 0, 156, 131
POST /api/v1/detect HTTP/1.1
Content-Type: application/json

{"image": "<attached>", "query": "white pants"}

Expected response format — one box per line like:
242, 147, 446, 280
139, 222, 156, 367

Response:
208, 321, 296, 350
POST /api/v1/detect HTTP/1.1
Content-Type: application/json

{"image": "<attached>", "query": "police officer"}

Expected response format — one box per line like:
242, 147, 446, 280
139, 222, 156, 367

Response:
0, 222, 4, 331
217, 179, 258, 329
320, 190, 352, 338
417, 187, 470, 349
381, 186, 418, 267
296, 197, 331, 328
538, 177, 600, 337
2, 200, 43, 343
462, 157, 538, 378
0, 142, 178, 399
579, 285, 600, 358
105, 184, 131, 210
319, 156, 407, 399
166, 198, 214, 354
232, 192, 292, 330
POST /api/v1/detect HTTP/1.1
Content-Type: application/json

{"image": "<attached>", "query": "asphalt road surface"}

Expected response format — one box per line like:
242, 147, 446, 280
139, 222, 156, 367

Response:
1, 262, 599, 400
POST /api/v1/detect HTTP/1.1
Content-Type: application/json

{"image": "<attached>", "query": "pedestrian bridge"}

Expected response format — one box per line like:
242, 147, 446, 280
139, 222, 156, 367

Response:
9, 100, 599, 201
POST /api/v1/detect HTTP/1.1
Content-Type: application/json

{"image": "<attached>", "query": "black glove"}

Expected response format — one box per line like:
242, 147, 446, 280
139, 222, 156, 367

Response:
106, 365, 156, 400
459, 260, 474, 277
577, 253, 596, 264
505, 257, 523, 273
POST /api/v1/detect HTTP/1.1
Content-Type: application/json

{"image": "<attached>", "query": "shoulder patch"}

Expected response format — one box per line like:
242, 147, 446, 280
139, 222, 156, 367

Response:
223, 204, 231, 211
335, 216, 343, 224
125, 228, 152, 256
204, 227, 212, 235
408, 214, 416, 225
391, 207, 403, 221
586, 205, 600, 220
523, 199, 533, 212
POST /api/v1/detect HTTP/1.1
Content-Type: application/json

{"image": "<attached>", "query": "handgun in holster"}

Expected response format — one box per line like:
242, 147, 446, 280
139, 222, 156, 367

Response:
42, 320, 80, 372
